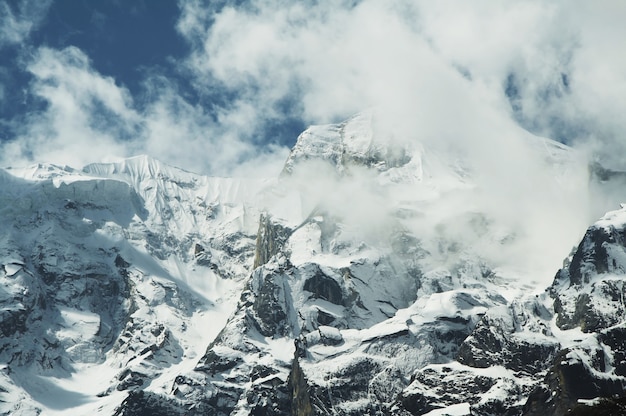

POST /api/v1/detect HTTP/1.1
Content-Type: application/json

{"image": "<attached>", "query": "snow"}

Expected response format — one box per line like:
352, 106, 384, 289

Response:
0, 155, 268, 414
4, 263, 23, 276
0, 111, 620, 414
578, 397, 602, 406
595, 205, 626, 229
57, 307, 100, 337
27, 252, 244, 414
254, 337, 295, 366
286, 222, 322, 265
361, 322, 409, 342
411, 290, 490, 322
341, 111, 375, 156
422, 403, 471, 416
4, 163, 78, 182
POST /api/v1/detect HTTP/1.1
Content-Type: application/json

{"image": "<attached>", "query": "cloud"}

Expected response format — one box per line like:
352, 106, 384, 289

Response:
172, 0, 626, 279
180, 1, 424, 125
3, 0, 626, 190
3, 46, 138, 168
0, 0, 51, 48
0, 0, 621, 280
415, 0, 626, 166
139, 77, 289, 177
176, 0, 626, 167
1, 45, 289, 177
174, 0, 543, 180
175, 0, 526, 153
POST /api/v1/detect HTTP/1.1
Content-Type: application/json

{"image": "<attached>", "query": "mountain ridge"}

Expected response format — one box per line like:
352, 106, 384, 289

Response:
0, 113, 625, 415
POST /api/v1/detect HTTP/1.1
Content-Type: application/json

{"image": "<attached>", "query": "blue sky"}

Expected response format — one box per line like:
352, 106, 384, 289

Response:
0, 1, 625, 175
1, 1, 186, 127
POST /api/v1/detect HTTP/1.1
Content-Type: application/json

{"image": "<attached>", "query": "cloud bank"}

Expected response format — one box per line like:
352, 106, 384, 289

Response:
0, 0, 625, 178
179, 0, 626, 170
0, 0, 623, 285
1, 44, 289, 176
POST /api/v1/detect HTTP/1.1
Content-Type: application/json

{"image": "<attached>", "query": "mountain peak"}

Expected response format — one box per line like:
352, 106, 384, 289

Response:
282, 111, 414, 175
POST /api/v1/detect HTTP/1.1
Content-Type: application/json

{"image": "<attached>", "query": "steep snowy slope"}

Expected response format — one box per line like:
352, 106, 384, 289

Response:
0, 112, 623, 415
0, 157, 269, 415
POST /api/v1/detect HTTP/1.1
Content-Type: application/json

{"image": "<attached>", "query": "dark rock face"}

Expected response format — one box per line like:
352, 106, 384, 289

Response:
171, 216, 298, 415
397, 364, 525, 416
246, 380, 291, 416
568, 396, 626, 415
0, 307, 29, 338
0, 246, 131, 377
113, 391, 186, 416
567, 226, 617, 285
303, 269, 344, 305
195, 349, 242, 375
395, 300, 553, 415
599, 327, 626, 377
553, 222, 626, 331
456, 316, 505, 369
524, 348, 626, 416
251, 269, 292, 338
458, 305, 558, 374
193, 243, 213, 267
254, 214, 292, 268
6, 152, 626, 415
525, 218, 626, 415
555, 278, 626, 332
288, 356, 312, 416
173, 212, 430, 415
306, 357, 384, 415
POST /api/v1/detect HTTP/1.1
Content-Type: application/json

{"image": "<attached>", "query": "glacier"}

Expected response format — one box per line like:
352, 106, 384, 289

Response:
1, 113, 626, 415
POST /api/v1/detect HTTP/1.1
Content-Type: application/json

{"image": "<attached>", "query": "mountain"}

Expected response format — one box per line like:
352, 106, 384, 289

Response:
0, 113, 625, 415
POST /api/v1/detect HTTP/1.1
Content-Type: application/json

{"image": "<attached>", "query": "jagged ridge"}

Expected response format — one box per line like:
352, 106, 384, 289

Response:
0, 113, 625, 416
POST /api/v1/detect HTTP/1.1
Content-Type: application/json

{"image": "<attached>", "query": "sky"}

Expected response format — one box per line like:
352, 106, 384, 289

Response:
0, 0, 625, 177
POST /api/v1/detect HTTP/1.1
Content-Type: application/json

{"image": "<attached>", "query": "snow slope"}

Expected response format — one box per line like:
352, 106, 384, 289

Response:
0, 156, 268, 415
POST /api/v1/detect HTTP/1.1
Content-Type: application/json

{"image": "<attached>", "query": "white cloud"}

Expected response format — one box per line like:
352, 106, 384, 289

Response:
4, 0, 626, 189
0, 0, 621, 278
176, 0, 626, 167
0, 47, 130, 167
172, 0, 626, 277
415, 0, 626, 165
2, 47, 138, 168
139, 81, 286, 177
0, 0, 51, 48
1, 45, 289, 177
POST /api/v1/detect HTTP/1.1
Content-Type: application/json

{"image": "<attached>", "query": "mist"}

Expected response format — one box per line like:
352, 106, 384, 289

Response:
1, 0, 624, 280
187, 0, 622, 284
269, 106, 594, 287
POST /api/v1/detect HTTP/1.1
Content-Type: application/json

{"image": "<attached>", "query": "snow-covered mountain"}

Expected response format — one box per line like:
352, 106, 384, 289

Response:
1, 113, 625, 415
